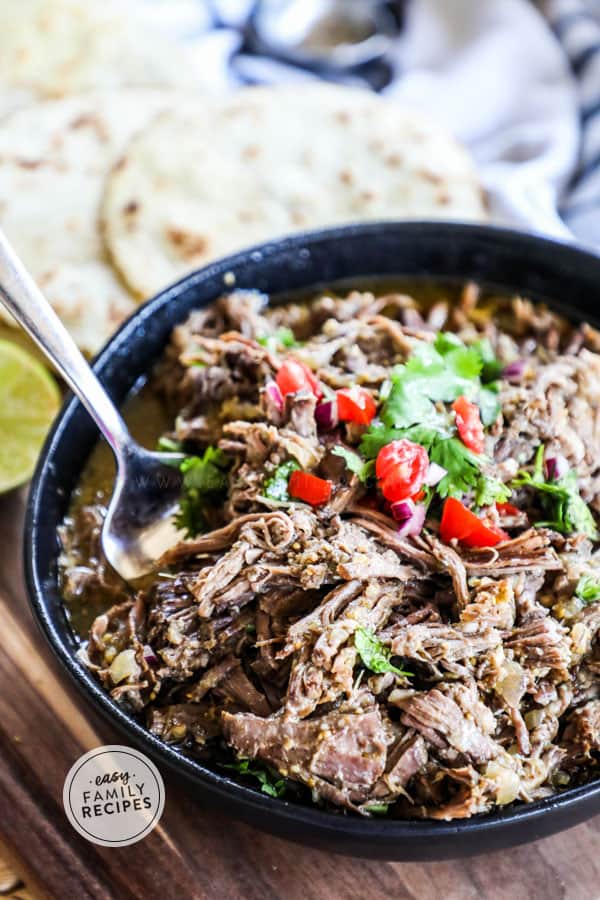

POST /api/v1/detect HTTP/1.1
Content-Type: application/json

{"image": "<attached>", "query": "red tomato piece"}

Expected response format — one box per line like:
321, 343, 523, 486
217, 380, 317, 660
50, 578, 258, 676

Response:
276, 359, 322, 400
288, 470, 332, 506
440, 497, 507, 547
376, 439, 429, 503
452, 395, 485, 454
336, 387, 377, 425
496, 502, 520, 516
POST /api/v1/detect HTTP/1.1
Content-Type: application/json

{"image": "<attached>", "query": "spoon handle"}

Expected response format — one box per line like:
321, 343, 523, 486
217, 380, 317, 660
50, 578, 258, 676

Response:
0, 228, 132, 458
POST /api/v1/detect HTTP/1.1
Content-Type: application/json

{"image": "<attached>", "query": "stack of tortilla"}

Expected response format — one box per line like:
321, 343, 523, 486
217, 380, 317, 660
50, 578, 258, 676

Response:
0, 0, 487, 355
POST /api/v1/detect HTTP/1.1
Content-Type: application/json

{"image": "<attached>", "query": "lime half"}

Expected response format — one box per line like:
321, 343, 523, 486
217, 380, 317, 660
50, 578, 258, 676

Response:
0, 339, 60, 493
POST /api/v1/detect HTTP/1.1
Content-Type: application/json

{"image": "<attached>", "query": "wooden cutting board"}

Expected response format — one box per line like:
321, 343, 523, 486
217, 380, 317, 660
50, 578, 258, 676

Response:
1, 487, 599, 900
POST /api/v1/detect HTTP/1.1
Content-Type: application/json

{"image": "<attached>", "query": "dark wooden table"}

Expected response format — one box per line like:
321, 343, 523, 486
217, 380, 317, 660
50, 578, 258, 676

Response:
1, 488, 599, 900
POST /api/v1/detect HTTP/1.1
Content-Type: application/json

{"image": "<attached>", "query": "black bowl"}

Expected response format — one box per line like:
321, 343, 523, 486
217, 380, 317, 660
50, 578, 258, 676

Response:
25, 222, 600, 859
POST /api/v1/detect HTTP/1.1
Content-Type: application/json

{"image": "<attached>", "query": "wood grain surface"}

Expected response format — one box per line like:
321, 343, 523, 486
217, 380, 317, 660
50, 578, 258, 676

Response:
1, 487, 600, 900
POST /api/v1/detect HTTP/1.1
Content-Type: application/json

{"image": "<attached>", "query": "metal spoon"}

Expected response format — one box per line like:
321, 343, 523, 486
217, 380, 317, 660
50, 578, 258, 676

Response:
0, 229, 184, 581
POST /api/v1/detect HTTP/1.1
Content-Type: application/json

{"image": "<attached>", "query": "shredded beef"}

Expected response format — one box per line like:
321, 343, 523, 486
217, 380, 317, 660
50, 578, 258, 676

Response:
61, 285, 600, 821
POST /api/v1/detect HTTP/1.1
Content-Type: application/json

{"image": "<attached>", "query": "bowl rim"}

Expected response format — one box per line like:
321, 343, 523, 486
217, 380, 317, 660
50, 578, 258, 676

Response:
24, 220, 600, 849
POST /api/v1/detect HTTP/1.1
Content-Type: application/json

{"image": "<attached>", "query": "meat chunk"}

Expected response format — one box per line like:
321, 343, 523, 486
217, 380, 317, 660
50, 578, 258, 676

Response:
562, 700, 600, 761
222, 707, 390, 809
398, 685, 500, 764
504, 616, 571, 680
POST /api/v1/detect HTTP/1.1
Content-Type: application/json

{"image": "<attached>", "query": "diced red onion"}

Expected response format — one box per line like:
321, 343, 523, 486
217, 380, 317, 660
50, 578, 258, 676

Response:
315, 398, 338, 431
143, 645, 160, 667
424, 461, 447, 486
545, 454, 569, 481
390, 499, 427, 537
502, 360, 525, 381
264, 380, 284, 414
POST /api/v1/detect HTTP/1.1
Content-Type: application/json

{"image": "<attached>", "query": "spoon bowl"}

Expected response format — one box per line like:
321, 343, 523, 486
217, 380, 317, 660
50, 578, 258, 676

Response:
102, 444, 185, 580
0, 228, 184, 580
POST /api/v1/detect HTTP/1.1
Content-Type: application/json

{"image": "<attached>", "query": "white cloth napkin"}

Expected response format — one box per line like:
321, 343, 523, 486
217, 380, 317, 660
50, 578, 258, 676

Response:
385, 0, 579, 239
149, 0, 600, 244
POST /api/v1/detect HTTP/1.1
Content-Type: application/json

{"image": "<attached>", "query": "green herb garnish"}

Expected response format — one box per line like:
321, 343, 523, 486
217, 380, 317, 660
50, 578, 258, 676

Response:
263, 459, 301, 501
331, 446, 375, 483
175, 447, 229, 537
360, 334, 509, 505
354, 627, 411, 678
575, 575, 600, 603
223, 758, 287, 798
362, 802, 390, 815
157, 435, 183, 453
472, 337, 503, 382
257, 327, 300, 352
512, 446, 598, 539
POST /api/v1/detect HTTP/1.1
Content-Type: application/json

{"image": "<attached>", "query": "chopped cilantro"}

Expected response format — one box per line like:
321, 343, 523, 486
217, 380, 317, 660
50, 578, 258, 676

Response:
263, 459, 300, 501
479, 382, 501, 426
175, 447, 229, 537
575, 575, 600, 603
427, 436, 481, 499
157, 435, 183, 453
331, 446, 375, 483
223, 758, 287, 798
474, 474, 511, 508
257, 327, 300, 352
354, 627, 412, 678
472, 337, 503, 382
361, 425, 504, 506
359, 333, 515, 505
513, 446, 598, 539
362, 802, 390, 815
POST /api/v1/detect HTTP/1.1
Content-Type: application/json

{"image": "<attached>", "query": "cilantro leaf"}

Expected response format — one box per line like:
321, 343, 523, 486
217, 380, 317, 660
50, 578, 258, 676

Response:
157, 435, 183, 454
223, 758, 287, 798
175, 448, 230, 537
354, 627, 412, 678
257, 327, 300, 352
360, 424, 446, 459
575, 575, 600, 603
433, 331, 463, 355
428, 437, 481, 499
479, 383, 501, 426
263, 459, 300, 501
331, 446, 375, 483
512, 448, 598, 539
474, 474, 511, 507
472, 337, 503, 382
362, 803, 390, 815
379, 334, 486, 434
380, 367, 441, 429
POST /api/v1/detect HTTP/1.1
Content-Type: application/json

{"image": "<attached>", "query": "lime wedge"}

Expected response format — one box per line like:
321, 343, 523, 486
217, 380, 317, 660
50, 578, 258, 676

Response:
0, 339, 61, 493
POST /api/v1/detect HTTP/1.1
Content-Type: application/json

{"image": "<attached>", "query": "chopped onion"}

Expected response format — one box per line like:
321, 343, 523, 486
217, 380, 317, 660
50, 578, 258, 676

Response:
545, 454, 569, 481
497, 660, 526, 708
502, 359, 525, 381
109, 649, 141, 685
424, 462, 447, 486
264, 380, 284, 414
485, 760, 521, 805
143, 644, 159, 667
391, 499, 426, 537
315, 398, 338, 431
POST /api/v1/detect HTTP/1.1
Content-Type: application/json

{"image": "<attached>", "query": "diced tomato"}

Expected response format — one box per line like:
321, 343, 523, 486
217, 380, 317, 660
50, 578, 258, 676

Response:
276, 358, 323, 400
336, 387, 377, 425
376, 439, 429, 503
452, 395, 485, 454
496, 502, 520, 516
440, 497, 508, 548
289, 470, 332, 506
